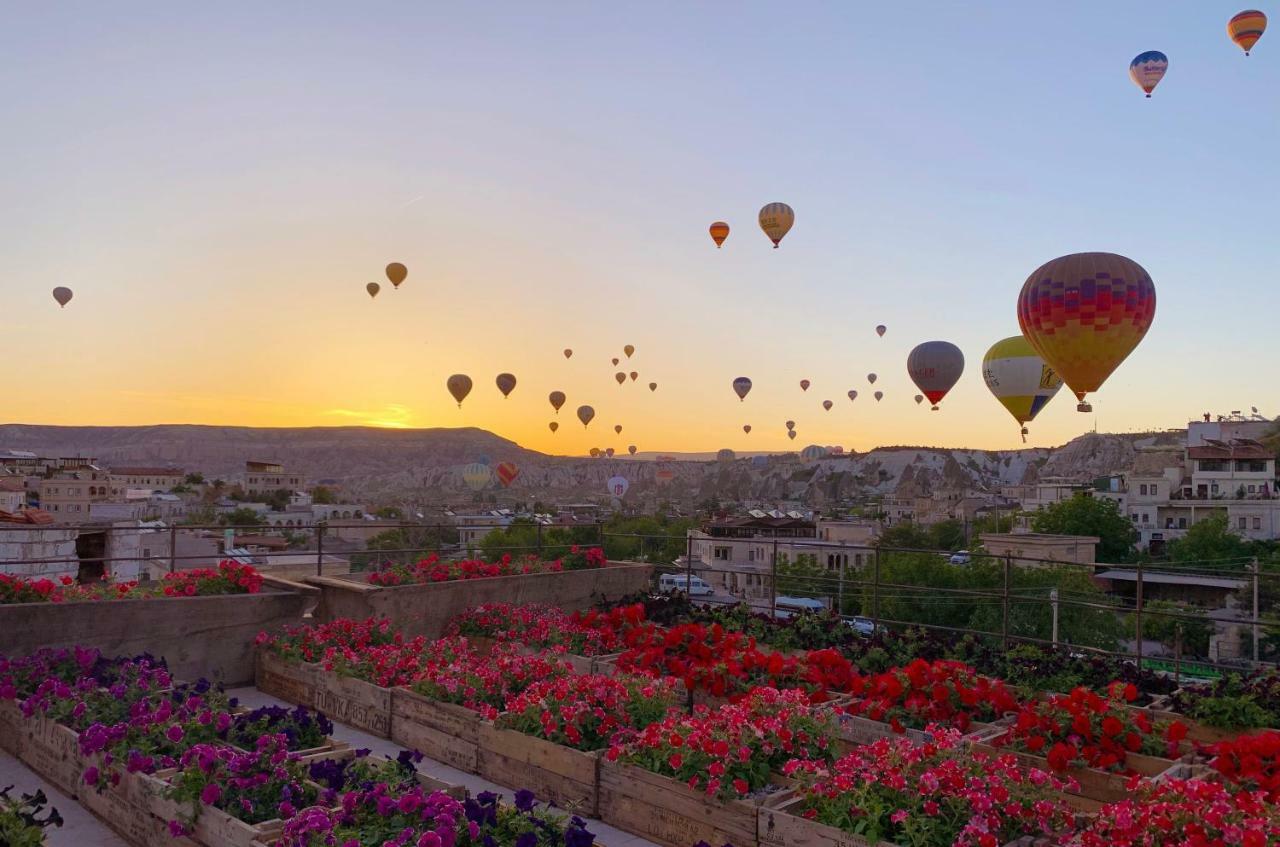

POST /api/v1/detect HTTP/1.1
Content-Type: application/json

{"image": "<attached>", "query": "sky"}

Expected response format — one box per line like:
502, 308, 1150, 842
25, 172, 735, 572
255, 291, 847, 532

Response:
2, 2, 1277, 458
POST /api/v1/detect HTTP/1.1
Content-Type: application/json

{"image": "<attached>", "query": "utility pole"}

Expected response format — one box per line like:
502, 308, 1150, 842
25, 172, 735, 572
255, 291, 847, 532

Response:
1050, 587, 1059, 646
1253, 557, 1261, 664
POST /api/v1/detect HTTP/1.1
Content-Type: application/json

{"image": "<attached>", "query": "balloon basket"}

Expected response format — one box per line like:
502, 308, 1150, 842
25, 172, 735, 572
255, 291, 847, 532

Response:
1077, 402, 1093, 413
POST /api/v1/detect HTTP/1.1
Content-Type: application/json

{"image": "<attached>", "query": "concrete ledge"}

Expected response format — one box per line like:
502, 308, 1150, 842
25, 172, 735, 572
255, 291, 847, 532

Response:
306, 562, 655, 638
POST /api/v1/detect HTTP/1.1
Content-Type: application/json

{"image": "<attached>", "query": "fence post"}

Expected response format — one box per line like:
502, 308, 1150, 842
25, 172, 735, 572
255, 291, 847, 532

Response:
1252, 557, 1261, 665
1002, 553, 1011, 649
770, 538, 779, 617
871, 548, 881, 628
536, 522, 543, 555
316, 524, 325, 577
168, 525, 176, 574
1134, 559, 1144, 672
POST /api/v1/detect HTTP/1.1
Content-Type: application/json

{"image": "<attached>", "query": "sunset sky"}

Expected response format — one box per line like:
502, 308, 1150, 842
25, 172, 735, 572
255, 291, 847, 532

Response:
3, 3, 1277, 457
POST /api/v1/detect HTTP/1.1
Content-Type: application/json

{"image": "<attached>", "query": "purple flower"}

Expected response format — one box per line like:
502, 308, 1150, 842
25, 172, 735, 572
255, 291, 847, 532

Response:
83, 766, 99, 786
168, 821, 188, 837
200, 784, 222, 805
278, 801, 296, 819
513, 789, 536, 812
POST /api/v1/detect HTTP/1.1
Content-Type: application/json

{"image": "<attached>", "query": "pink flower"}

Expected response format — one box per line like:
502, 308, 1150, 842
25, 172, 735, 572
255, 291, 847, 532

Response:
166, 724, 184, 743
891, 810, 909, 824
200, 784, 221, 805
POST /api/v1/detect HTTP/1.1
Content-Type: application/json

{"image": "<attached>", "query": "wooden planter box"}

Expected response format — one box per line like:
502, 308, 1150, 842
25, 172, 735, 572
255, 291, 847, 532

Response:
391, 687, 483, 774
79, 767, 201, 847
1143, 694, 1271, 745
831, 711, 997, 753
0, 698, 23, 755
478, 721, 601, 816
319, 744, 468, 800
598, 758, 767, 847
313, 673, 392, 738
141, 771, 286, 847
16, 714, 83, 796
254, 651, 319, 709
467, 636, 619, 676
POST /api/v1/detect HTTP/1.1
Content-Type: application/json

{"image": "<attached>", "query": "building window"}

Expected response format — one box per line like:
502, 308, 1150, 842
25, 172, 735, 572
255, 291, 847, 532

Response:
1142, 514, 1149, 524
1248, 485, 1257, 493
713, 546, 731, 561
1178, 518, 1187, 529
1253, 517, 1262, 530
1199, 459, 1230, 472
1212, 484, 1220, 494
1131, 514, 1138, 522
1239, 516, 1248, 530
1139, 484, 1148, 495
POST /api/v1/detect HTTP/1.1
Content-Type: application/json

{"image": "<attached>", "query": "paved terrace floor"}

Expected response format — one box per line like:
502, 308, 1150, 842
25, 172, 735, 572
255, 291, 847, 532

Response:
0, 687, 659, 847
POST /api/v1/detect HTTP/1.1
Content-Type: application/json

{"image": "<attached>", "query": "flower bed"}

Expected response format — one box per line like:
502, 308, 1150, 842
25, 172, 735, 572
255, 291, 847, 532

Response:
1206, 731, 1280, 801
0, 561, 263, 603
366, 547, 606, 587
767, 727, 1074, 847
1161, 671, 1280, 743
447, 603, 627, 673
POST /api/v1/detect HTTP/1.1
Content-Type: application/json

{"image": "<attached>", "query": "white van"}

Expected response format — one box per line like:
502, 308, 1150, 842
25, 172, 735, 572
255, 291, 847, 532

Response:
772, 596, 827, 619
658, 573, 714, 596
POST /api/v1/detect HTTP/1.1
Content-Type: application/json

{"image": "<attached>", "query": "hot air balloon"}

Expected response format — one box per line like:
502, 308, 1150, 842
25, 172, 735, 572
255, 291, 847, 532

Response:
385, 263, 407, 288
822, 400, 833, 411
709, 221, 730, 249
1229, 10, 1267, 55
624, 345, 635, 358
629, 371, 638, 382
614, 424, 623, 435
801, 445, 826, 463
876, 325, 886, 338
907, 341, 965, 410
447, 374, 473, 407
577, 405, 595, 427
787, 430, 797, 440
52, 287, 73, 308
743, 425, 752, 434
1129, 51, 1168, 97
611, 358, 620, 366
607, 476, 630, 498
549, 391, 566, 413
874, 391, 884, 402
590, 448, 601, 458
799, 379, 810, 392
717, 449, 736, 463
496, 462, 519, 487
1017, 252, 1156, 413
785, 420, 795, 431
847, 390, 858, 402
495, 373, 517, 398
867, 373, 877, 385
461, 463, 491, 491
982, 335, 1065, 441
732, 377, 753, 401
615, 372, 626, 385
915, 395, 924, 405
758, 203, 795, 248
648, 382, 657, 392
549, 421, 559, 434
366, 282, 380, 299
605, 448, 615, 458
628, 445, 637, 455
564, 349, 573, 359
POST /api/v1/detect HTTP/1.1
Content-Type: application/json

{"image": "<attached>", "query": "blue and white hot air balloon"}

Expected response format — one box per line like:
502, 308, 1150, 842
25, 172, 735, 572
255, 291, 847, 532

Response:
1129, 51, 1168, 98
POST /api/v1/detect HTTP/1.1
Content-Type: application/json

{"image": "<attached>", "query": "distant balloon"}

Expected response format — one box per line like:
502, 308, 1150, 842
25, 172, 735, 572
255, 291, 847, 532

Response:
1129, 51, 1168, 97
1017, 252, 1156, 413
758, 202, 795, 248
1229, 10, 1267, 55
589, 448, 601, 458
549, 421, 560, 434
564, 349, 573, 359
648, 382, 657, 392
495, 373, 517, 399
607, 475, 630, 498
447, 374, 473, 407
605, 448, 615, 458
366, 282, 380, 299
907, 340, 965, 410
717, 449, 736, 463
787, 430, 797, 440
614, 424, 623, 435
709, 221, 730, 248
983, 335, 1064, 441
847, 390, 858, 402
915, 395, 924, 405
549, 391, 566, 413
785, 420, 796, 431
385, 263, 407, 288
624, 345, 635, 358
822, 400, 833, 411
577, 405, 595, 427
799, 379, 810, 392
874, 391, 884, 402
461, 462, 491, 491
875, 325, 886, 338
867, 373, 877, 385
801, 445, 826, 463
611, 358, 620, 366
52, 287, 73, 308
615, 372, 626, 385
629, 371, 638, 382
628, 445, 637, 455
732, 377, 753, 401
495, 462, 519, 487
743, 425, 752, 434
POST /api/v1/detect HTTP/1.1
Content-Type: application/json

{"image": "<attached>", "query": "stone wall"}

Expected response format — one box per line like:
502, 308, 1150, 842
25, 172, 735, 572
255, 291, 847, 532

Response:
307, 562, 655, 638
0, 527, 78, 580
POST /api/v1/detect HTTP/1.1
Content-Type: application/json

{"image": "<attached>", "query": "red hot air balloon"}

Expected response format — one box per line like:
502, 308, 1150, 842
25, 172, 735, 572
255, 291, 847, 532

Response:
496, 462, 519, 487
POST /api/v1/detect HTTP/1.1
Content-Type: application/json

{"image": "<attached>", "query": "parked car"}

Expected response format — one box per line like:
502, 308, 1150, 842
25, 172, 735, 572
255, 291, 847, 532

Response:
658, 572, 715, 596
772, 595, 827, 619
948, 550, 972, 565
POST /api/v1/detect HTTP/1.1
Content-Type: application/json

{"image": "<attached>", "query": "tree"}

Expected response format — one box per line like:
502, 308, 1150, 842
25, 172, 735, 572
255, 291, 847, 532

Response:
1167, 513, 1252, 568
184, 472, 205, 485
373, 506, 404, 520
967, 565, 1124, 652
311, 486, 337, 505
928, 519, 966, 551
220, 507, 264, 528
1030, 494, 1137, 562
260, 489, 293, 512
1139, 599, 1212, 658
350, 525, 459, 571
600, 514, 696, 563
875, 522, 933, 550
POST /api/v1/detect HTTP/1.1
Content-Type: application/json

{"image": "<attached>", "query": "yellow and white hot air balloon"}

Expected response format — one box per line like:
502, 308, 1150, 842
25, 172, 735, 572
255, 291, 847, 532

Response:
758, 203, 794, 248
982, 335, 1065, 441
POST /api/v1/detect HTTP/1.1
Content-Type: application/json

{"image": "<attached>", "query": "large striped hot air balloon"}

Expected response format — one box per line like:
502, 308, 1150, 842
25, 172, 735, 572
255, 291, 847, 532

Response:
982, 335, 1064, 441
907, 341, 964, 410
461, 463, 492, 491
709, 222, 730, 248
800, 444, 827, 463
758, 203, 794, 248
1129, 51, 1168, 97
495, 462, 519, 487
1016, 252, 1156, 413
1229, 10, 1267, 55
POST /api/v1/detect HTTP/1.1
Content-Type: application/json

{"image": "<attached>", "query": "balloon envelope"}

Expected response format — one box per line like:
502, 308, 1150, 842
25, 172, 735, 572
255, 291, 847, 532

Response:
874, 391, 884, 401
629, 371, 638, 382
785, 420, 795, 430
447, 374, 473, 407
366, 282, 380, 299
615, 372, 626, 385
549, 421, 559, 433
717, 449, 736, 464
589, 448, 600, 457
867, 373, 877, 384
628, 445, 637, 455
799, 379, 810, 392
564, 349, 573, 359
614, 424, 623, 434
1129, 51, 1168, 96
915, 395, 924, 405
847, 390, 858, 401
907, 340, 965, 409
743, 425, 752, 434
1229, 10, 1267, 54
732, 377, 753, 401
52, 287, 73, 308
624, 345, 635, 358
983, 335, 1065, 433
709, 221, 730, 248
787, 430, 797, 440
801, 445, 826, 463
495, 373, 517, 398
1017, 252, 1155, 411
648, 382, 657, 392
607, 476, 630, 498
822, 400, 833, 411
577, 405, 595, 427
611, 358, 619, 366
758, 203, 795, 247
549, 391, 566, 412
605, 448, 615, 457
875, 325, 886, 337
461, 462, 492, 491
385, 263, 407, 287
495, 462, 519, 487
